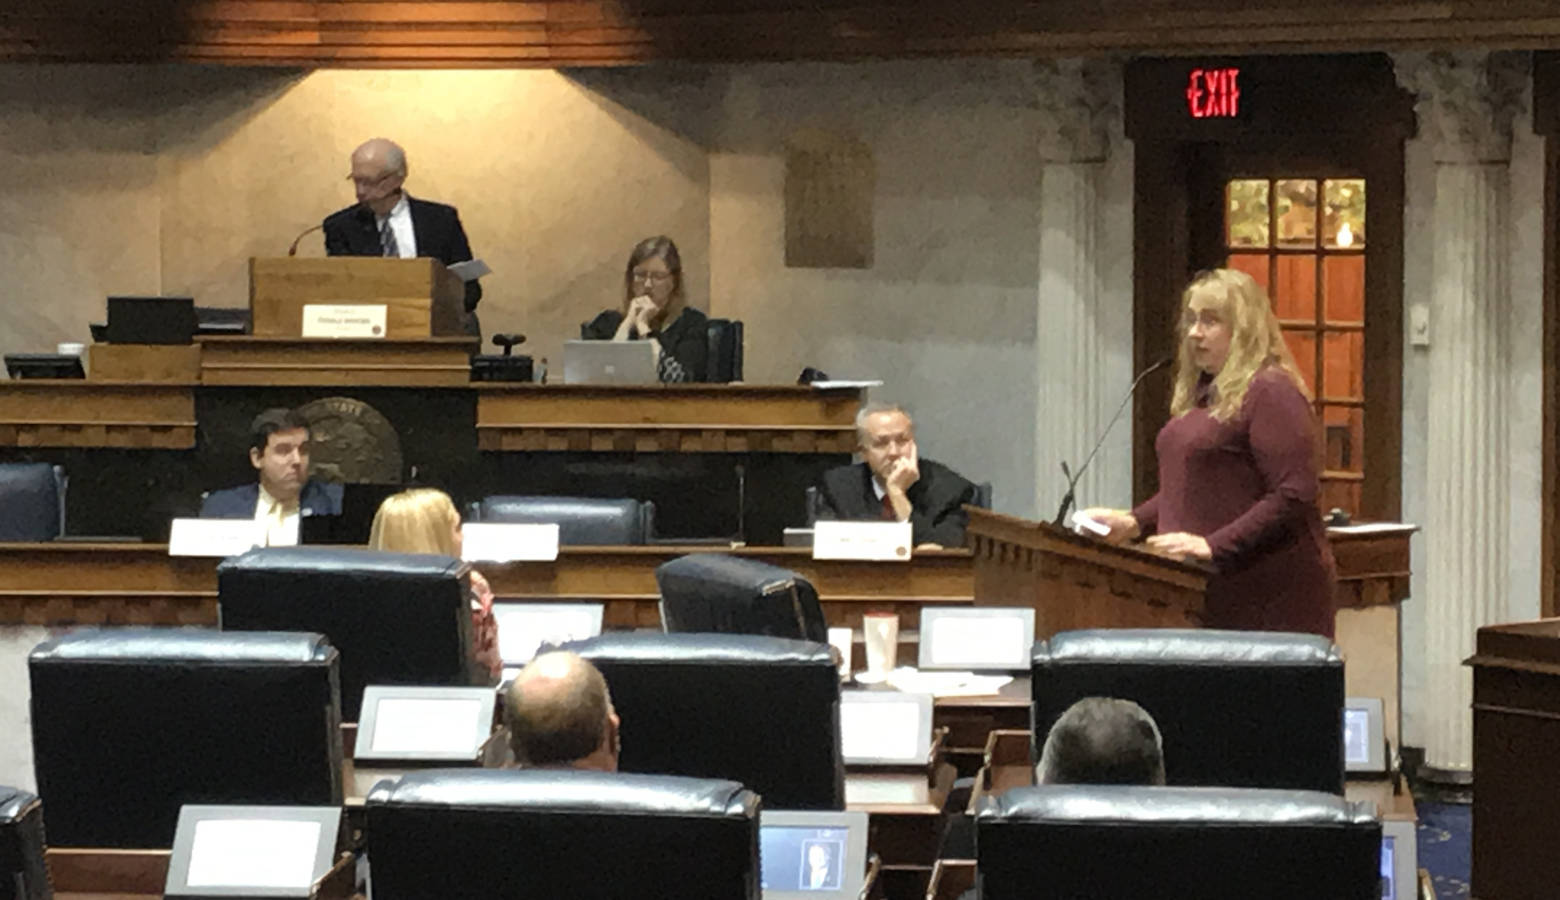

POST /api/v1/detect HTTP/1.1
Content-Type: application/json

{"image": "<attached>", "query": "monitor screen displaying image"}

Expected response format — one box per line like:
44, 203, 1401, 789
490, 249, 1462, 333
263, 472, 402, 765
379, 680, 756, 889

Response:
761, 825, 849, 892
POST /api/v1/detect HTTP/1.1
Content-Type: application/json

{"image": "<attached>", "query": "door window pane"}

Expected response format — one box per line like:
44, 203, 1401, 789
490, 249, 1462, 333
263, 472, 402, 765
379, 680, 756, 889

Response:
1227, 180, 1271, 248
1323, 179, 1366, 248
1275, 180, 1318, 248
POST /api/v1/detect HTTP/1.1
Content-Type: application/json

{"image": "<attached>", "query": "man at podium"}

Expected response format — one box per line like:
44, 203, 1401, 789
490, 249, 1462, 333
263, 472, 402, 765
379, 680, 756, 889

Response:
323, 138, 483, 329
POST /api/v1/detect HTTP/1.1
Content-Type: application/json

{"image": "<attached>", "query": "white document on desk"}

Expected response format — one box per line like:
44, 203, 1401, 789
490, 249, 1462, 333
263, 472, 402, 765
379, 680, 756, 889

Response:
813, 520, 912, 562
461, 522, 560, 562
167, 518, 265, 558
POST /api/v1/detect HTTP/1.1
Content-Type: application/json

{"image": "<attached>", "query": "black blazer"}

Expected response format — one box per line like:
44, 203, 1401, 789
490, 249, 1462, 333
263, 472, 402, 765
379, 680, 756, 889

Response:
323, 196, 483, 312
583, 306, 709, 383
815, 458, 977, 547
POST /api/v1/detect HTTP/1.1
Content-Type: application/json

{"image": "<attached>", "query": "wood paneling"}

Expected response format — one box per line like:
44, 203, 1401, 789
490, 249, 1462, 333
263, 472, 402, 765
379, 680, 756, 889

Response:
6, 1, 1560, 67
0, 383, 195, 449
197, 336, 478, 386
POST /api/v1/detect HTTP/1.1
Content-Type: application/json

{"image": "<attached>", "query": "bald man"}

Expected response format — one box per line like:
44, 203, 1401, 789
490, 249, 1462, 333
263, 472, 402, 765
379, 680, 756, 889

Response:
503, 651, 621, 772
323, 138, 483, 327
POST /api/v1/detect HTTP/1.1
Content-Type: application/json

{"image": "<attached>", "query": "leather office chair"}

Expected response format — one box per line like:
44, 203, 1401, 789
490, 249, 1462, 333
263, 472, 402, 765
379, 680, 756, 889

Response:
29, 628, 342, 849
1031, 629, 1346, 794
0, 786, 50, 900
217, 547, 476, 721
804, 480, 993, 526
467, 495, 655, 545
0, 463, 66, 541
564, 631, 845, 809
656, 553, 828, 643
367, 769, 759, 899
705, 318, 744, 383
976, 785, 1381, 899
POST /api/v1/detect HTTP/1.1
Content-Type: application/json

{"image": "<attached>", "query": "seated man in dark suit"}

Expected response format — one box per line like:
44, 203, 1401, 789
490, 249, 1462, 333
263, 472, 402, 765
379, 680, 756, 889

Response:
323, 138, 483, 331
1036, 696, 1166, 786
199, 408, 342, 546
815, 402, 977, 548
503, 651, 621, 773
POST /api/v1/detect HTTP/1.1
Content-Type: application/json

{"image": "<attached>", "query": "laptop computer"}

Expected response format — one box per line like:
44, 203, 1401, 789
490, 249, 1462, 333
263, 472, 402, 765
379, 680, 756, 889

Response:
562, 340, 657, 385
759, 810, 868, 900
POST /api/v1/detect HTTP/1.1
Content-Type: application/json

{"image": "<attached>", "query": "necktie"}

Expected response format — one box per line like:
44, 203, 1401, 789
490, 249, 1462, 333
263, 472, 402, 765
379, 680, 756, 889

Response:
379, 218, 398, 257
881, 493, 896, 521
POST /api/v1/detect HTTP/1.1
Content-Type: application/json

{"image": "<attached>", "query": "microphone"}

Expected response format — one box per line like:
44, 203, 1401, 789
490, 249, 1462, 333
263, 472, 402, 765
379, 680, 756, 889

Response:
734, 462, 747, 546
1052, 356, 1173, 527
287, 223, 324, 257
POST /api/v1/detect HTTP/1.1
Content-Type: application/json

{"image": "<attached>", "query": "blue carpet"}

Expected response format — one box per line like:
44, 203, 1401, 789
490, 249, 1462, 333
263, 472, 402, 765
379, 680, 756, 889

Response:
1416, 802, 1470, 899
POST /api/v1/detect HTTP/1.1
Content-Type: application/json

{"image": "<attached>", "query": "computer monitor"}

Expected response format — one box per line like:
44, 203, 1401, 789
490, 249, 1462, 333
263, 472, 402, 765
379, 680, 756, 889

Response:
1344, 696, 1387, 774
354, 686, 496, 764
759, 810, 868, 900
165, 805, 343, 899
1380, 819, 1418, 900
493, 602, 604, 670
5, 353, 84, 380
106, 295, 195, 344
918, 606, 1035, 671
838, 691, 933, 766
298, 483, 405, 545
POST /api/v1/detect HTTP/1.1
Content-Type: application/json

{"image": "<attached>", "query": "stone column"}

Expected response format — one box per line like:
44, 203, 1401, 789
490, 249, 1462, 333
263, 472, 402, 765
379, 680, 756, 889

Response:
1395, 50, 1525, 773
1034, 58, 1132, 519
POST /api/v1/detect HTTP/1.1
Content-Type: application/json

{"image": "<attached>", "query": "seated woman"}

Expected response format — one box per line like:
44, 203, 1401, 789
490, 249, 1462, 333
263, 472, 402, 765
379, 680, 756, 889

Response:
368, 488, 502, 682
582, 235, 708, 382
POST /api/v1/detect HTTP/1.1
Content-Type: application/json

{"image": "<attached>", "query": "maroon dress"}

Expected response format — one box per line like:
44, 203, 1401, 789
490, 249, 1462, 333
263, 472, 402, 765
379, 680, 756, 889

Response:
1130, 368, 1336, 637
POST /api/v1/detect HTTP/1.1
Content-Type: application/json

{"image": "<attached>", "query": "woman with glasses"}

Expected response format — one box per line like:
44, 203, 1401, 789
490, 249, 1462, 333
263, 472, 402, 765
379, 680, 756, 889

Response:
1080, 268, 1336, 637
582, 235, 708, 382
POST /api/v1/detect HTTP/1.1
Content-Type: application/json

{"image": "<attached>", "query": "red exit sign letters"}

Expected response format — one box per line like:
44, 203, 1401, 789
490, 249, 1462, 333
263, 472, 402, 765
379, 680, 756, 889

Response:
1186, 67, 1241, 119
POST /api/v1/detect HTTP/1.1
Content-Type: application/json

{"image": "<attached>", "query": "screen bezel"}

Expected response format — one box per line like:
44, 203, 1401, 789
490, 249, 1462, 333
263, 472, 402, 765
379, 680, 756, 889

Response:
916, 606, 1036, 671
165, 805, 341, 898
353, 685, 496, 762
758, 809, 869, 900
1343, 696, 1387, 773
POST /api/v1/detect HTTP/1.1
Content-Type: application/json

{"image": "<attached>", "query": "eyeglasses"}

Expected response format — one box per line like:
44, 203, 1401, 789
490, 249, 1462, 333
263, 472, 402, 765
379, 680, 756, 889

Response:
631, 270, 674, 284
346, 171, 400, 189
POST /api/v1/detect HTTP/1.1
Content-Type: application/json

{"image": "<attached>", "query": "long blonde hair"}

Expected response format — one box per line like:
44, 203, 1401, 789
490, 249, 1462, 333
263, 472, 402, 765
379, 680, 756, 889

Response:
1169, 268, 1310, 422
368, 488, 460, 556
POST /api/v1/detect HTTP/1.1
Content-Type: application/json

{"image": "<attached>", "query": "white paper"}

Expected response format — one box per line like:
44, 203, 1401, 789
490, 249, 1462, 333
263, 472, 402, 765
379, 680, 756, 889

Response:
1327, 522, 1417, 535
446, 259, 491, 282
461, 522, 560, 562
813, 520, 912, 562
186, 818, 322, 888
885, 667, 1014, 698
300, 303, 387, 338
370, 697, 486, 754
492, 603, 603, 664
840, 698, 925, 762
827, 627, 854, 677
928, 615, 1029, 668
808, 380, 883, 390
1069, 512, 1112, 537
168, 518, 265, 558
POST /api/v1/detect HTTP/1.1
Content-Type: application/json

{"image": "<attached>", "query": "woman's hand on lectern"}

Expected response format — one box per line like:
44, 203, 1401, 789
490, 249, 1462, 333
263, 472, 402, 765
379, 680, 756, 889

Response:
1078, 507, 1139, 545
1146, 531, 1212, 562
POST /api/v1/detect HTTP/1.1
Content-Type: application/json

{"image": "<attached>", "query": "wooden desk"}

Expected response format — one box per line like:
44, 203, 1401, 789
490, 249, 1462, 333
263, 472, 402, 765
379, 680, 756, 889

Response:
0, 381, 195, 449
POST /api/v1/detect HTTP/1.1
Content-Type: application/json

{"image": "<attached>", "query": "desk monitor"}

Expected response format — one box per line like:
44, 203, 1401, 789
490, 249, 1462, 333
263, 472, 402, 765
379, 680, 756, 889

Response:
1380, 819, 1417, 900
493, 602, 604, 667
1344, 696, 1387, 774
759, 810, 868, 900
354, 686, 495, 763
562, 340, 657, 385
298, 483, 404, 545
165, 805, 342, 899
106, 295, 195, 345
918, 606, 1035, 671
5, 353, 85, 380
838, 691, 933, 766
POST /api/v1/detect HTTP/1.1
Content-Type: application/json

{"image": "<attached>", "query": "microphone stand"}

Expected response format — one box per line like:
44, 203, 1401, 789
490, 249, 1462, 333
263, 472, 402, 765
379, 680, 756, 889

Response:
1052, 357, 1173, 527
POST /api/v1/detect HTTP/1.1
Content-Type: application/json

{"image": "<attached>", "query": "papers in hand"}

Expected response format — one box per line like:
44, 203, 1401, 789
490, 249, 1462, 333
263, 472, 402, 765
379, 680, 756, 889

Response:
808, 379, 883, 390
446, 259, 491, 282
883, 667, 1013, 698
1069, 511, 1112, 537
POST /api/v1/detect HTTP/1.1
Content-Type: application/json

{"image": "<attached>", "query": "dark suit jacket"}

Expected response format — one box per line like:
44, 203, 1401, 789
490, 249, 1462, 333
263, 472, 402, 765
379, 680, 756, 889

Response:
323, 196, 483, 312
815, 458, 977, 547
200, 480, 343, 519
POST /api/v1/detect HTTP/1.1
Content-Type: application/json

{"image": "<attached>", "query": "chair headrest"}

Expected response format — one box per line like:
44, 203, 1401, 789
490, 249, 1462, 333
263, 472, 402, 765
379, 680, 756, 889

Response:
367, 769, 758, 820
563, 631, 833, 667
1034, 629, 1341, 668
978, 784, 1375, 827
656, 554, 798, 595
217, 546, 466, 580
30, 628, 334, 665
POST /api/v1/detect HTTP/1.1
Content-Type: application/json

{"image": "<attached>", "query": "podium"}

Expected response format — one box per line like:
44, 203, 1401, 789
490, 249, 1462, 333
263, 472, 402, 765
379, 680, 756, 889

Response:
248, 257, 467, 338
965, 507, 1209, 637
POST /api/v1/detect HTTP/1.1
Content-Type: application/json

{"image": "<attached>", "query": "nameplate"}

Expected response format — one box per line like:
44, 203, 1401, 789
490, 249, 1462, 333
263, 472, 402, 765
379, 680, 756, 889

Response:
838, 691, 934, 766
168, 518, 265, 557
461, 522, 560, 562
300, 303, 387, 339
919, 607, 1035, 671
493, 602, 604, 665
812, 520, 912, 562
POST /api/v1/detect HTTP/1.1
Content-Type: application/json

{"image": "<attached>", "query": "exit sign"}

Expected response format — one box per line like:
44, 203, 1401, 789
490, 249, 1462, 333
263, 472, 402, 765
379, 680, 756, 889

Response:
1186, 67, 1241, 119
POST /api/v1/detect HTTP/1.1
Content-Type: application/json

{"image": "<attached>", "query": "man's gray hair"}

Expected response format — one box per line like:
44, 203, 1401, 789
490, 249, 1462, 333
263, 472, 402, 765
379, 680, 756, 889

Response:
1036, 697, 1167, 786
854, 401, 912, 443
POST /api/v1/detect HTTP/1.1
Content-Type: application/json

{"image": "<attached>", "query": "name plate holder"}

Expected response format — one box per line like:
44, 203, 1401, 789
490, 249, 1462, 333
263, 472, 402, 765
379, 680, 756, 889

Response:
164, 805, 352, 900
812, 521, 912, 562
300, 304, 388, 339
168, 519, 266, 558
461, 522, 561, 563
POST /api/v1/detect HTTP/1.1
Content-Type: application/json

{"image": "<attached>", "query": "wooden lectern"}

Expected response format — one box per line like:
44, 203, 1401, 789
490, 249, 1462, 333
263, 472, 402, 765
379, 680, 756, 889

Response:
1467, 619, 1560, 900
248, 257, 466, 338
965, 507, 1209, 637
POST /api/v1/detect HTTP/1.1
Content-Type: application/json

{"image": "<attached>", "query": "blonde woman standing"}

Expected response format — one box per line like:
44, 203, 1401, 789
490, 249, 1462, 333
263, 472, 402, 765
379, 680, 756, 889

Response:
369, 488, 502, 681
1082, 268, 1336, 637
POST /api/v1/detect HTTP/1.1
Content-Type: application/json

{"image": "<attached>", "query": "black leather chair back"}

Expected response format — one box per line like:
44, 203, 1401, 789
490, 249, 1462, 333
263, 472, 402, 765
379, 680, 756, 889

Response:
0, 787, 50, 900
217, 547, 475, 721
977, 785, 1381, 899
1031, 629, 1345, 794
367, 769, 758, 899
656, 554, 827, 643
805, 480, 993, 526
564, 632, 844, 809
469, 496, 654, 545
0, 464, 63, 541
29, 629, 342, 849
705, 318, 744, 383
